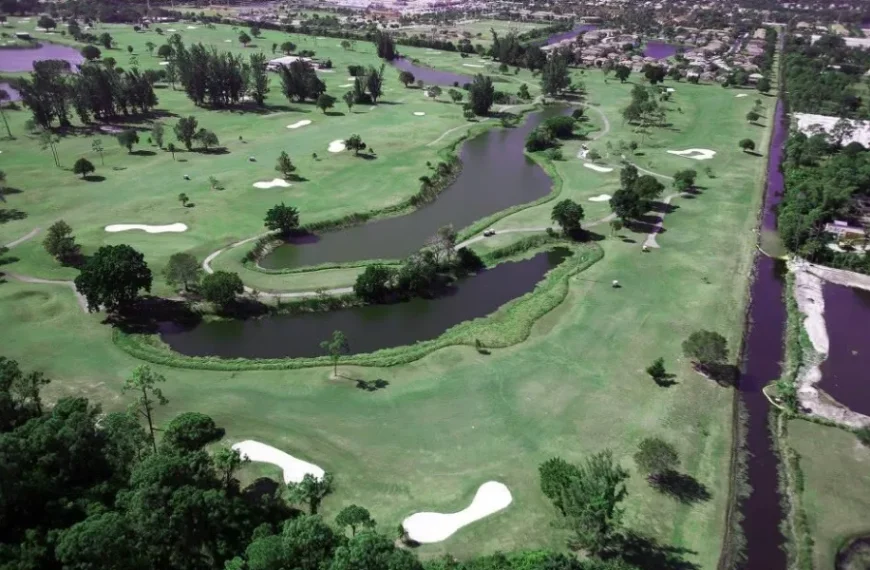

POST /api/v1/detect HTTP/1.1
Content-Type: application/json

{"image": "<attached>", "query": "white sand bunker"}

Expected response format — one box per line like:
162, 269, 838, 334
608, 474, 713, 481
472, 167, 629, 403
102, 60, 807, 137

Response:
413, 112, 426, 116
328, 139, 346, 152
403, 482, 512, 544
186, 25, 197, 29
666, 87, 676, 92
224, 39, 232, 43
167, 28, 177, 32
105, 223, 188, 233
584, 163, 613, 173
232, 440, 324, 484
463, 64, 485, 68
159, 61, 170, 66
588, 194, 612, 202
667, 148, 717, 161
340, 83, 353, 87
286, 120, 312, 129
253, 178, 292, 189
735, 93, 748, 98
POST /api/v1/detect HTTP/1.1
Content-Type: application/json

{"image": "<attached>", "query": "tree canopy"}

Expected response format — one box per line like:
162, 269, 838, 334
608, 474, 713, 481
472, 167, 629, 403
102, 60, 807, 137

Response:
74, 244, 152, 312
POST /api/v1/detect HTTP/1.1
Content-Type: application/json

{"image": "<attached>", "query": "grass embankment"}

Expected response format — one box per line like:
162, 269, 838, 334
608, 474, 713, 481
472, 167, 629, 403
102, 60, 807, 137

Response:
0, 17, 775, 566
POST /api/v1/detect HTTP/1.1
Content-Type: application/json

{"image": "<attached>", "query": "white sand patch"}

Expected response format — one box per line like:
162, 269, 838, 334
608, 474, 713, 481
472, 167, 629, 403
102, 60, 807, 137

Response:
584, 163, 613, 173
735, 93, 748, 98
253, 178, 292, 189
462, 64, 485, 68
159, 61, 170, 66
99, 125, 124, 134
105, 223, 188, 234
316, 68, 334, 73
340, 83, 353, 87
413, 112, 426, 116
328, 139, 346, 152
666, 87, 676, 92
793, 112, 870, 147
224, 39, 232, 43
232, 440, 324, 484
403, 482, 512, 544
588, 194, 612, 202
186, 25, 198, 29
347, 77, 356, 81
167, 28, 177, 32
286, 119, 312, 129
667, 148, 717, 160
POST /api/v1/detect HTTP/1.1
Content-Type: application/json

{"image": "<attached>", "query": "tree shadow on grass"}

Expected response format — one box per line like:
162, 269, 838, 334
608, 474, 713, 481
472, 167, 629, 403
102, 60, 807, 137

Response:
651, 471, 712, 504
653, 373, 678, 387
83, 175, 106, 182
0, 186, 24, 198
610, 531, 700, 570
0, 208, 27, 223
355, 378, 390, 392
107, 296, 202, 334
130, 149, 156, 157
648, 200, 678, 214
324, 110, 345, 117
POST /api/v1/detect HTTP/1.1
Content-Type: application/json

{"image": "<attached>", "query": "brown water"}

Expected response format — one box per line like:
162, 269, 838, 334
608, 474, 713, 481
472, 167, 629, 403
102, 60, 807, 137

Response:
261, 106, 567, 269
160, 248, 570, 359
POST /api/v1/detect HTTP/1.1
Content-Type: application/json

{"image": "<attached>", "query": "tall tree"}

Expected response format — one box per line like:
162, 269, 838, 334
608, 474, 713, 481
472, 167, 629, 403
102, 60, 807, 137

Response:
320, 330, 349, 376
201, 271, 244, 308
0, 87, 12, 138
42, 220, 80, 264
373, 30, 396, 60
366, 64, 384, 103
541, 53, 571, 96
163, 252, 202, 291
73, 158, 95, 178
74, 244, 152, 312
122, 365, 169, 453
287, 472, 334, 514
469, 74, 494, 116
264, 203, 300, 234
276, 151, 296, 179
398, 70, 415, 87
174, 116, 198, 150
335, 505, 375, 536
249, 52, 269, 105
551, 199, 585, 233
634, 437, 679, 478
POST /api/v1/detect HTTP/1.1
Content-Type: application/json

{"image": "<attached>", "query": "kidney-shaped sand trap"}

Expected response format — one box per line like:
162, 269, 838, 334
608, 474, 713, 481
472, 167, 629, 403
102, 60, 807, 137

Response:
328, 139, 346, 152
413, 112, 426, 116
253, 178, 292, 189
667, 148, 717, 160
735, 93, 749, 98
105, 223, 187, 233
584, 163, 613, 173
232, 440, 324, 484
588, 194, 612, 202
287, 120, 312, 129
402, 481, 512, 544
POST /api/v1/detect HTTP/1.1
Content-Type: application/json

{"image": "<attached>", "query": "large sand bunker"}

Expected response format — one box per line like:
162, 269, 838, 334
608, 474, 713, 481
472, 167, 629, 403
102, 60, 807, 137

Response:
253, 178, 292, 189
667, 148, 716, 161
584, 163, 613, 173
232, 440, 324, 484
286, 120, 312, 129
105, 223, 187, 233
328, 139, 346, 152
735, 93, 749, 98
402, 481, 512, 544
413, 112, 426, 116
588, 194, 612, 202
462, 64, 485, 68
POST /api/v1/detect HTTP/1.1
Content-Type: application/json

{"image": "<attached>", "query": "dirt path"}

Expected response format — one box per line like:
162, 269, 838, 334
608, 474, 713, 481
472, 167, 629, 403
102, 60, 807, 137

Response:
3, 227, 41, 249
202, 232, 271, 274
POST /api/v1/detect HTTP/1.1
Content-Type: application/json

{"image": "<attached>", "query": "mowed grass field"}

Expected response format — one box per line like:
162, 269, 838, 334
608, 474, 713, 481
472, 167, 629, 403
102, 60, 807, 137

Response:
0, 17, 776, 567
788, 420, 870, 570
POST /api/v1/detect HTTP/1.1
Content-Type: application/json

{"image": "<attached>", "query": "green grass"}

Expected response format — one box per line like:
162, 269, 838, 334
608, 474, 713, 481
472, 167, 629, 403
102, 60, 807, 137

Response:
0, 17, 779, 567
788, 420, 870, 570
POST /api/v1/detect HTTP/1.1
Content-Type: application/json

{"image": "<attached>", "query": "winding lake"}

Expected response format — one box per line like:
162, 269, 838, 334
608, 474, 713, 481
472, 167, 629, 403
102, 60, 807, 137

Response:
161, 248, 571, 359
261, 105, 567, 269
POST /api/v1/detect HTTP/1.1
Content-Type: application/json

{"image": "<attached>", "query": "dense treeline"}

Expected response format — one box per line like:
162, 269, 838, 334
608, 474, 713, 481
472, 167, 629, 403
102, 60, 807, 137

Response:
0, 356, 642, 570
782, 34, 870, 118
16, 59, 158, 128
778, 132, 870, 273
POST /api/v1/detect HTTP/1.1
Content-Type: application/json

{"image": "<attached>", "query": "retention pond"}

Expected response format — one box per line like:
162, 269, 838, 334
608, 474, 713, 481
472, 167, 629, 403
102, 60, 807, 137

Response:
261, 106, 567, 269
161, 248, 571, 359
819, 282, 870, 416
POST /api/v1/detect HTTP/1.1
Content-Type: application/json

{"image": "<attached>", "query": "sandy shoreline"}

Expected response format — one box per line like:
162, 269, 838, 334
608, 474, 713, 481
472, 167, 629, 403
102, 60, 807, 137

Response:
790, 258, 870, 428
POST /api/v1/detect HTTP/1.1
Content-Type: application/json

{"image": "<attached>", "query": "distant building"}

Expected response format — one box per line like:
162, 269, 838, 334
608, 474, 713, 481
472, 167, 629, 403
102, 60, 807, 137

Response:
824, 220, 866, 242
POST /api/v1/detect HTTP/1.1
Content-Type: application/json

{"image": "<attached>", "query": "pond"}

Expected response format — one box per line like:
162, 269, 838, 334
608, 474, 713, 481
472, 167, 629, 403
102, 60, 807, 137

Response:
819, 282, 870, 416
0, 43, 83, 72
261, 105, 567, 269
643, 41, 680, 60
390, 56, 473, 87
161, 248, 571, 359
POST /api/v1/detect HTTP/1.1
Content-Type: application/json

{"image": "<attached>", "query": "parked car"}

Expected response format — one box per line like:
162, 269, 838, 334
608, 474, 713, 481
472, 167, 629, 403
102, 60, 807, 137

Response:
483, 228, 496, 237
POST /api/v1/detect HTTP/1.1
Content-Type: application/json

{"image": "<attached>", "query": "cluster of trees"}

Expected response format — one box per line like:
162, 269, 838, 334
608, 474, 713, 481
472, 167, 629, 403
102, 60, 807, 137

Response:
778, 131, 870, 273
344, 64, 385, 106
783, 34, 870, 119
467, 74, 495, 116
621, 85, 666, 137
0, 356, 428, 570
278, 58, 327, 103
540, 53, 572, 97
373, 30, 397, 61
353, 225, 483, 302
526, 113, 580, 152
608, 165, 665, 222
17, 59, 158, 129
171, 38, 270, 107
